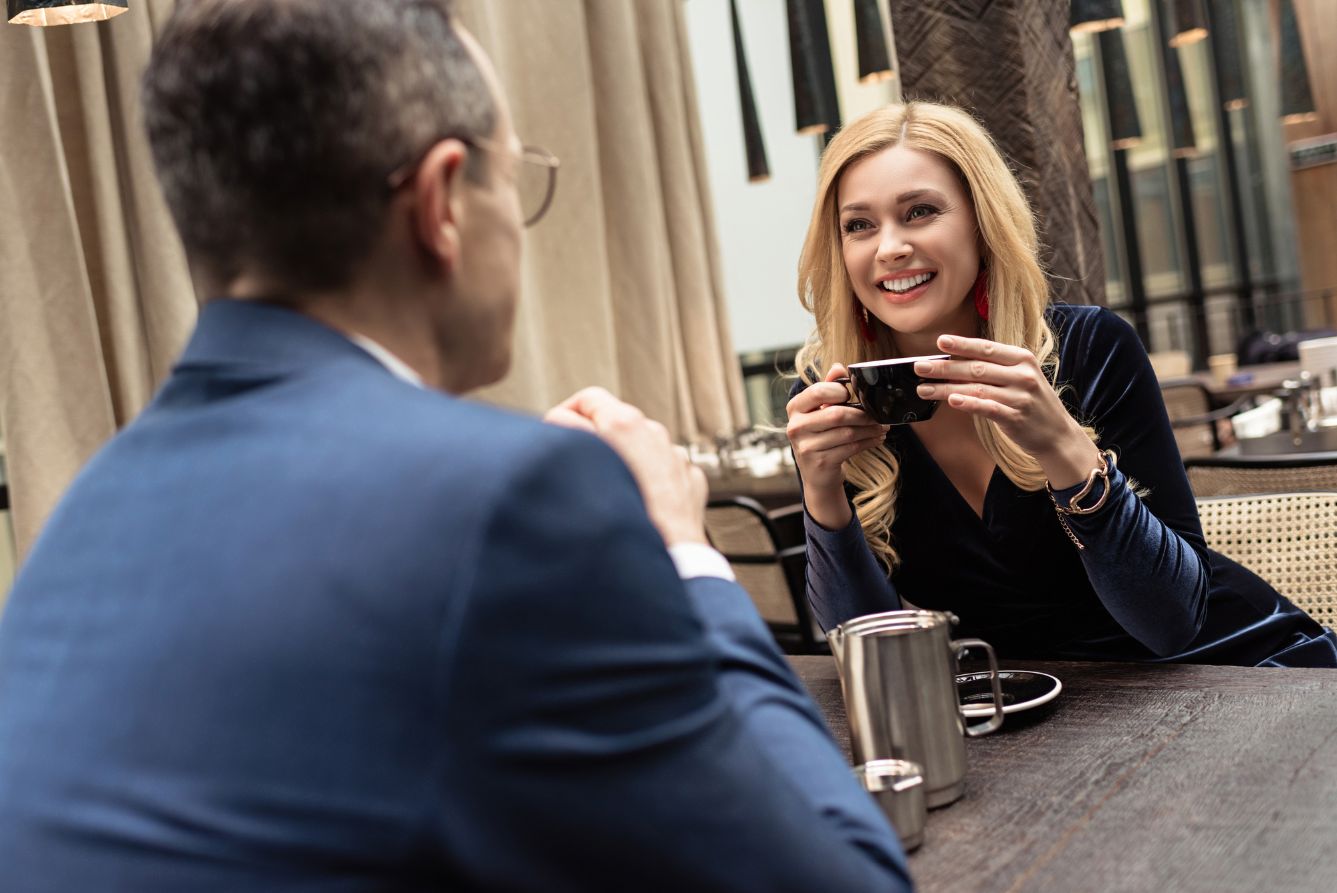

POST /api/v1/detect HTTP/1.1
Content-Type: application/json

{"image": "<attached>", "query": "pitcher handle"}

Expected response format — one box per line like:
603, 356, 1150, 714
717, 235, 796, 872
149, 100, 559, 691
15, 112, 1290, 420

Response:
951, 637, 1004, 736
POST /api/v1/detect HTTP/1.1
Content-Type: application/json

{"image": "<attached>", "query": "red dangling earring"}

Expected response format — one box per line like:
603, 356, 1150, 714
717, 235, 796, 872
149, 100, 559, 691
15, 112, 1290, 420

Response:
856, 303, 875, 343
972, 269, 989, 321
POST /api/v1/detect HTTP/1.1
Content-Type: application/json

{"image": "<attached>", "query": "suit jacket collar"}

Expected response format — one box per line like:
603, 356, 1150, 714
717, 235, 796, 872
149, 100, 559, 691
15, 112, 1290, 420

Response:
177, 298, 386, 378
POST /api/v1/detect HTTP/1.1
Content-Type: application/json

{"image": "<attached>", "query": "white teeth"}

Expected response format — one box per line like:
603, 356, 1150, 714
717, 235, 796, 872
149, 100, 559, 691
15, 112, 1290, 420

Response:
880, 272, 934, 294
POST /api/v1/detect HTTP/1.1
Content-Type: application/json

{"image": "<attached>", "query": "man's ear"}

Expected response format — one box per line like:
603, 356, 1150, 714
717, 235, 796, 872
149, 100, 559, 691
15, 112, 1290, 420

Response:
412, 139, 470, 275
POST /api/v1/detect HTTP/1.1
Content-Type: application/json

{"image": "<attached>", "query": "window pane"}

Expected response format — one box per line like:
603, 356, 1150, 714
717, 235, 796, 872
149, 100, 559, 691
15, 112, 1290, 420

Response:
1122, 0, 1185, 298
1073, 37, 1126, 304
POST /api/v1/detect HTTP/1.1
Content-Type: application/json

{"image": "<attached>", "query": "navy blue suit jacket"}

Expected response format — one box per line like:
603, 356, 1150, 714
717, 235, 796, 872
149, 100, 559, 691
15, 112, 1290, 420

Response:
0, 300, 910, 891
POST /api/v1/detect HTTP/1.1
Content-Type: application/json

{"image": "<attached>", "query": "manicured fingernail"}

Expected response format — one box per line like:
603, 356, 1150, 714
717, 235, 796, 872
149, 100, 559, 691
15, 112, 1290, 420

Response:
914, 361, 932, 374
939, 335, 956, 349
917, 384, 935, 397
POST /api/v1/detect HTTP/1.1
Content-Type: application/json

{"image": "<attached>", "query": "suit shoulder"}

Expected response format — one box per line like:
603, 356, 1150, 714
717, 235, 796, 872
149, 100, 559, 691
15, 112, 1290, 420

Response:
403, 393, 633, 496
337, 380, 584, 458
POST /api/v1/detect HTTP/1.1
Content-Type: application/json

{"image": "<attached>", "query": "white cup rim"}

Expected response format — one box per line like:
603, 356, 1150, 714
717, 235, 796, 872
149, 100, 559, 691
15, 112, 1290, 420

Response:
848, 353, 949, 369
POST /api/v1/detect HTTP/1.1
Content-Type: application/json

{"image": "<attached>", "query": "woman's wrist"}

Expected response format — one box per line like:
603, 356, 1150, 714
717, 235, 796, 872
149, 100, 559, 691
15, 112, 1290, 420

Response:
804, 486, 853, 532
1034, 424, 1103, 491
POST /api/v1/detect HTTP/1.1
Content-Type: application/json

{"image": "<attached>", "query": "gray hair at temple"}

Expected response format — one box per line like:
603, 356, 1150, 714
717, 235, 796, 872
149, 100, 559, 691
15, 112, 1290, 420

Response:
142, 0, 497, 293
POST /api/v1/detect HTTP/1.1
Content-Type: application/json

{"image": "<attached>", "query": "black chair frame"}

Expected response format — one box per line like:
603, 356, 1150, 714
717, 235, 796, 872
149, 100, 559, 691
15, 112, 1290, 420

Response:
705, 495, 822, 654
1160, 377, 1255, 453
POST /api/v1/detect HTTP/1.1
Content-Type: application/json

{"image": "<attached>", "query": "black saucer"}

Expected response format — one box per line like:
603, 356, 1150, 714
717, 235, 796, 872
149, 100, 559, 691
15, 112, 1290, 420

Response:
956, 670, 1062, 718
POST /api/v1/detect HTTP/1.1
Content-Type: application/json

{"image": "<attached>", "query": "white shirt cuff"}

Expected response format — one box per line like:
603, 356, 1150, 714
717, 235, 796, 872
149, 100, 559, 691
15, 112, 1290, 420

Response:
668, 542, 736, 582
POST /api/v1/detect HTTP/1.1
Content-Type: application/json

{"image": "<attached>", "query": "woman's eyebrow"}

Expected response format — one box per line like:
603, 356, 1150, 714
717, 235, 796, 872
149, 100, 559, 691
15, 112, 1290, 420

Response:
839, 189, 947, 215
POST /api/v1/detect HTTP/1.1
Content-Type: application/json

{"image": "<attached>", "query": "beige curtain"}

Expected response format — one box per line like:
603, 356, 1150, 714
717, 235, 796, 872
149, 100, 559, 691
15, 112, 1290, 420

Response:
0, 0, 196, 561
461, 0, 748, 439
0, 0, 748, 561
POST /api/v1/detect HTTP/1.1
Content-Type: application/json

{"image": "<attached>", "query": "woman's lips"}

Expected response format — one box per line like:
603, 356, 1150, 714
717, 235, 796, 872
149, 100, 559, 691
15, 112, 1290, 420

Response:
877, 273, 935, 305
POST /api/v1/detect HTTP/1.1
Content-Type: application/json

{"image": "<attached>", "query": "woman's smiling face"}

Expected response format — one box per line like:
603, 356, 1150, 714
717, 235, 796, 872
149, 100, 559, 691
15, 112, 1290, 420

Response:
837, 144, 981, 354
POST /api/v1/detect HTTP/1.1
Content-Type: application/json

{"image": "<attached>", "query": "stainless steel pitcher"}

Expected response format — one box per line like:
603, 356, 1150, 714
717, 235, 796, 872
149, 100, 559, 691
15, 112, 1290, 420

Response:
828, 610, 1004, 808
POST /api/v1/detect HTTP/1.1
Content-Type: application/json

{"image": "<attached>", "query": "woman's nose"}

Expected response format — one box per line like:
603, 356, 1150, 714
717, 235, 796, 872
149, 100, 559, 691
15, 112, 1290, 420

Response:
875, 228, 912, 264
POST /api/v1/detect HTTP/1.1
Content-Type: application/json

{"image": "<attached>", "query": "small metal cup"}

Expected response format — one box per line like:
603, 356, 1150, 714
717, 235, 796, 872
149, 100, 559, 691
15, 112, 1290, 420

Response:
855, 759, 926, 852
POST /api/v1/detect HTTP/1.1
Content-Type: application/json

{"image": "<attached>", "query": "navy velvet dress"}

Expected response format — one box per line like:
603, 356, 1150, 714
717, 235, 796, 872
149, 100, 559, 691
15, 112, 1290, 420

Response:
801, 303, 1337, 667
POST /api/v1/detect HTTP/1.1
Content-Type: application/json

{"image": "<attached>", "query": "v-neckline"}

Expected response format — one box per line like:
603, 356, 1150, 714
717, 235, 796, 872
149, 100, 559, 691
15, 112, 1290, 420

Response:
900, 426, 1005, 525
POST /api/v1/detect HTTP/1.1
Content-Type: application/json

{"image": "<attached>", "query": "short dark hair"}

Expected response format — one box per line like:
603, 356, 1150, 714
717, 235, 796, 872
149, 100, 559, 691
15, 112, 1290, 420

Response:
142, 0, 497, 291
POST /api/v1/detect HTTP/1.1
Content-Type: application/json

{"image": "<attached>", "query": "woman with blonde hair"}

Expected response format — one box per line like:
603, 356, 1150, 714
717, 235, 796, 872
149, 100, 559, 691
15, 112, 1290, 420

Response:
786, 101, 1336, 666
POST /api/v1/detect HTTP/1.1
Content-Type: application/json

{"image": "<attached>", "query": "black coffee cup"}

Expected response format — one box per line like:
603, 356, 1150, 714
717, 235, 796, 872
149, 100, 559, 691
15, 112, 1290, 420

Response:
838, 354, 949, 425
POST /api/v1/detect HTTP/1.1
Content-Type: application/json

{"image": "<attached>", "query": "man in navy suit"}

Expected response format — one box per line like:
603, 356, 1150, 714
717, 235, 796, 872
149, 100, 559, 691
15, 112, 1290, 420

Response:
0, 1, 912, 889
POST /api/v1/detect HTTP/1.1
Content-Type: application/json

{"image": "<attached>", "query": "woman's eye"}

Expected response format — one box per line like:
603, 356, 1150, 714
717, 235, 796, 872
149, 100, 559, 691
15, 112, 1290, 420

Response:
842, 219, 872, 235
907, 204, 940, 221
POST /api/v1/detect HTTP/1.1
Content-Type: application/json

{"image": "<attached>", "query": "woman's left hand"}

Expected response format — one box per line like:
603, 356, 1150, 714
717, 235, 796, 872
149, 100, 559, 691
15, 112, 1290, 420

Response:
913, 333, 1100, 487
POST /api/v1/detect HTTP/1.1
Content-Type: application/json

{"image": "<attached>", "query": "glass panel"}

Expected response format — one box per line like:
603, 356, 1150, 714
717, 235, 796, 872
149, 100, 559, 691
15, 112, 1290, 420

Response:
1131, 163, 1183, 297
1230, 112, 1268, 286
1177, 36, 1235, 290
1177, 39, 1218, 154
738, 349, 799, 428
1075, 41, 1109, 180
1092, 176, 1126, 308
1205, 294, 1242, 357
1148, 303, 1194, 355
1121, 0, 1186, 298
1073, 35, 1126, 305
1186, 154, 1233, 288
1121, 3, 1166, 159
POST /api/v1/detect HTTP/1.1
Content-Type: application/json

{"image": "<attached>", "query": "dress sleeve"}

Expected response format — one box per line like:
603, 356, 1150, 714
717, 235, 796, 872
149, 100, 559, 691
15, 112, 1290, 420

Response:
436, 429, 911, 891
1049, 308, 1211, 655
803, 507, 902, 630
787, 379, 902, 631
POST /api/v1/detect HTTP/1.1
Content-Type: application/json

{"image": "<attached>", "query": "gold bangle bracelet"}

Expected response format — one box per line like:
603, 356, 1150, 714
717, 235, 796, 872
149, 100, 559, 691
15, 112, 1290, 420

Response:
1046, 450, 1118, 550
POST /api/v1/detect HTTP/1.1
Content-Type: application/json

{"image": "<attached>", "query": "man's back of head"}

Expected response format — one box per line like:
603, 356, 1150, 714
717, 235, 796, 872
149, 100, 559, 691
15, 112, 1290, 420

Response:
142, 0, 495, 295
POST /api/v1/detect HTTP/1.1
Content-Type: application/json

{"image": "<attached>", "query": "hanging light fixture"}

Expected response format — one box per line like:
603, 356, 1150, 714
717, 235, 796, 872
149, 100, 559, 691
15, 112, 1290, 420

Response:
1279, 0, 1318, 124
1099, 29, 1142, 149
853, 0, 894, 84
786, 0, 841, 136
1164, 37, 1197, 157
1168, 0, 1208, 48
1208, 0, 1247, 110
730, 0, 770, 183
1070, 0, 1125, 34
7, 0, 127, 26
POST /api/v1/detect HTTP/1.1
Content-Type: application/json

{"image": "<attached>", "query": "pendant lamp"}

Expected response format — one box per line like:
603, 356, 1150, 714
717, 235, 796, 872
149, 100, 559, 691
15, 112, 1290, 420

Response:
853, 0, 894, 84
1168, 0, 1208, 48
1208, 0, 1248, 110
1099, 28, 1142, 149
1279, 0, 1318, 124
1070, 0, 1125, 34
1163, 29, 1197, 156
7, 0, 127, 26
730, 0, 770, 182
786, 0, 841, 136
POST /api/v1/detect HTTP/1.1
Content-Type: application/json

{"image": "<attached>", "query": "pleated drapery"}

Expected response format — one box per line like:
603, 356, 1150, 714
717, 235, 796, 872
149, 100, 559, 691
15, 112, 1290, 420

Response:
459, 0, 747, 442
0, 0, 193, 562
0, 0, 748, 561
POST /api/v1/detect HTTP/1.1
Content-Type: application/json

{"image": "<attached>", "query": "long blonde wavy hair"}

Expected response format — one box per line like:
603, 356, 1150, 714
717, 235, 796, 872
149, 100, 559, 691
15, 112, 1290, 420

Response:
795, 101, 1073, 571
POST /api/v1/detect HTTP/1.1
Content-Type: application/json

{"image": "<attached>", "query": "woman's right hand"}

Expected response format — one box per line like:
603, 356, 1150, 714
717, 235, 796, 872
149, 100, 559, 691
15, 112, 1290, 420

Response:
785, 364, 889, 528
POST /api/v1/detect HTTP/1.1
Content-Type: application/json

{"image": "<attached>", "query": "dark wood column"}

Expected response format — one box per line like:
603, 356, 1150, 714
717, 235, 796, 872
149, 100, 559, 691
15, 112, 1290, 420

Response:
888, 0, 1106, 306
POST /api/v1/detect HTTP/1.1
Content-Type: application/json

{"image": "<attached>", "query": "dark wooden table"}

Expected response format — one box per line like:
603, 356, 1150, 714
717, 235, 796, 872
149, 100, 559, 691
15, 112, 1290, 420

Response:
1193, 360, 1301, 404
790, 656, 1337, 892
1217, 426, 1337, 458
